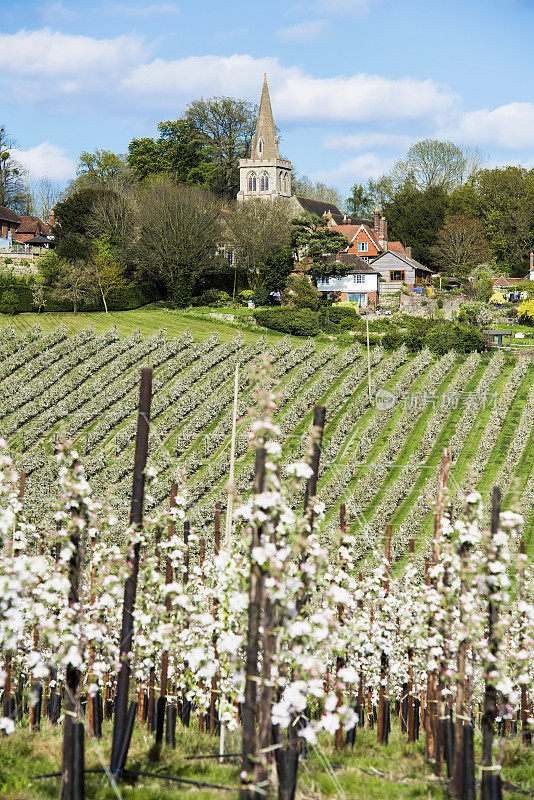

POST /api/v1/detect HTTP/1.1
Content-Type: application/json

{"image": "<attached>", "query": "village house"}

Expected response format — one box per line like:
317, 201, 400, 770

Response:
0, 206, 22, 250
371, 250, 433, 294
316, 253, 380, 308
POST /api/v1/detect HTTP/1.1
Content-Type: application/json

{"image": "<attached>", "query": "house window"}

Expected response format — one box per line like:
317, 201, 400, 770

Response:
389, 270, 406, 282
227, 249, 235, 266
348, 292, 367, 306
358, 241, 368, 252
248, 172, 257, 192
261, 172, 269, 191
356, 274, 364, 283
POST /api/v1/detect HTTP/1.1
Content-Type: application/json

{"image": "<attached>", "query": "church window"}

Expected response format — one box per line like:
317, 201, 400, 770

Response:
261, 172, 269, 191
283, 172, 288, 193
248, 172, 257, 192
277, 172, 282, 191
258, 138, 263, 154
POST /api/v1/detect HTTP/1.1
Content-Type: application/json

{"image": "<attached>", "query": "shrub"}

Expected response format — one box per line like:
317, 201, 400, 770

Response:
253, 286, 270, 306
352, 331, 380, 346
518, 298, 534, 325
436, 298, 443, 309
281, 275, 321, 310
238, 290, 254, 304
0, 289, 20, 315
253, 307, 320, 336
382, 328, 407, 349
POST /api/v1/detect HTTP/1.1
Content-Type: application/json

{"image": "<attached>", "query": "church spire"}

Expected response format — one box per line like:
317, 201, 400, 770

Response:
250, 74, 279, 161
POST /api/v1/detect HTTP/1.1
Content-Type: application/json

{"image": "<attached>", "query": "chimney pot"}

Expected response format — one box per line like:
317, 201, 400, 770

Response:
406, 246, 412, 259
49, 210, 55, 227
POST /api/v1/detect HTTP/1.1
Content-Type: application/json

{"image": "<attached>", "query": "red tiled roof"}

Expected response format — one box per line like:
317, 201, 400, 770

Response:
0, 206, 22, 224
492, 274, 520, 287
16, 215, 52, 235
330, 223, 381, 251
387, 241, 407, 255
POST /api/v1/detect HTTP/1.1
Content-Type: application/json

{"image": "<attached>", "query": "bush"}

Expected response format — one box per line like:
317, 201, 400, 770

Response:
238, 290, 254, 305
519, 298, 534, 325
253, 307, 320, 336
0, 289, 20, 315
436, 298, 443, 309
382, 328, 407, 349
352, 331, 381, 346
281, 275, 321, 310
424, 322, 487, 354
253, 286, 270, 306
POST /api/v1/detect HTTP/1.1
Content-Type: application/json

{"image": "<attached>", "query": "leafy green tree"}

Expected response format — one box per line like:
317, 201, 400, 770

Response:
127, 119, 211, 185
390, 140, 484, 192
384, 185, 449, 267
185, 96, 257, 199
345, 182, 372, 217
69, 149, 130, 192
262, 245, 294, 293
290, 213, 349, 281
53, 188, 116, 261
88, 237, 128, 313
470, 166, 534, 276
36, 249, 64, 286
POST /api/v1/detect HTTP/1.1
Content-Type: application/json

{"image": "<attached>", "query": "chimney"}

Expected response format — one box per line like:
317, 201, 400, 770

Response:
406, 246, 412, 259
379, 215, 387, 246
49, 209, 55, 227
373, 206, 380, 234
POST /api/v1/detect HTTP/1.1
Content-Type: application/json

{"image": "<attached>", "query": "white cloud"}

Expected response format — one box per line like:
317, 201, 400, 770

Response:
446, 102, 534, 149
325, 132, 414, 150
0, 28, 147, 78
125, 55, 457, 123
107, 2, 180, 16
12, 142, 76, 182
314, 153, 395, 184
277, 19, 329, 43
40, 1, 76, 23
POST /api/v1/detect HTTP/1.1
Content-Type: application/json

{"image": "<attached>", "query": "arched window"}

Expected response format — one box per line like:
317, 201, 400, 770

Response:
277, 172, 282, 191
261, 172, 269, 192
248, 172, 257, 192
258, 139, 263, 155
283, 172, 288, 193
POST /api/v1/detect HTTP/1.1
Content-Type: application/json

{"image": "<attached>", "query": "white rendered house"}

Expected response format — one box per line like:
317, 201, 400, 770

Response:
316, 255, 380, 307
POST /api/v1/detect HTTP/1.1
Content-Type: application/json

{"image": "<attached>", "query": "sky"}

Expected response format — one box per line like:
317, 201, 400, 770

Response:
1, 0, 534, 198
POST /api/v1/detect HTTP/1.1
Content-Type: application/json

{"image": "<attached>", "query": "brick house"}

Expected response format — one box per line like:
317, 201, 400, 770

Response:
316, 253, 380, 308
14, 214, 52, 244
0, 206, 22, 249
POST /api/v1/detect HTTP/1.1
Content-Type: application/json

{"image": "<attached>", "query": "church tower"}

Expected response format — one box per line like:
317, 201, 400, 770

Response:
237, 75, 293, 202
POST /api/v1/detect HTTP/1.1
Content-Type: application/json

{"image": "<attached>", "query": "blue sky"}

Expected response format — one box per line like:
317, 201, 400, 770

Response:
1, 0, 534, 197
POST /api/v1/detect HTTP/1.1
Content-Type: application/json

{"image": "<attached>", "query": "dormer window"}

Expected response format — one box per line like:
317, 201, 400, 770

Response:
258, 139, 263, 155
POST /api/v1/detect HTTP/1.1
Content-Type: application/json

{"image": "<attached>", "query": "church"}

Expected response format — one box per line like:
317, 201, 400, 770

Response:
237, 75, 350, 223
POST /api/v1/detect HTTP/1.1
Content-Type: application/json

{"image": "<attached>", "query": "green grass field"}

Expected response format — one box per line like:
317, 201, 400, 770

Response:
1, 718, 533, 800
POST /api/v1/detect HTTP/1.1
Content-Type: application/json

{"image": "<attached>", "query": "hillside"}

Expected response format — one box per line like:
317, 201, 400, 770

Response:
1, 321, 533, 565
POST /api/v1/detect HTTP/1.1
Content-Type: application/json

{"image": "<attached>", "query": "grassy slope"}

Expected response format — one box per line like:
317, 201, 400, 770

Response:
0, 308, 286, 346
1, 719, 533, 800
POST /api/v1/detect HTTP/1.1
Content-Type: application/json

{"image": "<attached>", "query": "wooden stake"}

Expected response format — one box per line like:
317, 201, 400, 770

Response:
366, 317, 372, 402
110, 367, 153, 776
225, 361, 239, 550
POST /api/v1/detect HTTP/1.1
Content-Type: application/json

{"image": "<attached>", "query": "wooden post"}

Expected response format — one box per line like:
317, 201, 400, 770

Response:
377, 525, 391, 745
519, 539, 531, 746
225, 361, 239, 550
335, 504, 347, 750
366, 317, 372, 403
3, 471, 26, 719
240, 446, 266, 800
60, 460, 84, 800
110, 367, 152, 776
481, 487, 501, 800
407, 538, 415, 743
210, 503, 221, 737
158, 483, 177, 740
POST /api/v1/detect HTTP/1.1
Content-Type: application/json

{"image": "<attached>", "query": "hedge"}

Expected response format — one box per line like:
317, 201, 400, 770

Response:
253, 308, 320, 336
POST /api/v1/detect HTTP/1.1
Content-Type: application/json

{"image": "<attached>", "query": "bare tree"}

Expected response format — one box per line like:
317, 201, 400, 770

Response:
0, 126, 28, 211
292, 174, 344, 208
133, 176, 222, 305
431, 215, 493, 278
52, 260, 97, 313
226, 198, 291, 289
33, 177, 63, 221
